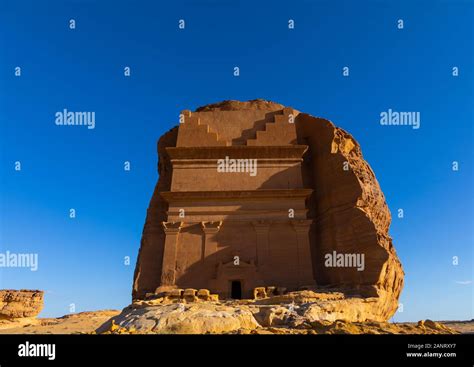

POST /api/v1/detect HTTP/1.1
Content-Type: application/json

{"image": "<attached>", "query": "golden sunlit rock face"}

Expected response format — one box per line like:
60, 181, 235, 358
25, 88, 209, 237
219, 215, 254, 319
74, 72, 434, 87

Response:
0, 290, 44, 319
132, 99, 404, 322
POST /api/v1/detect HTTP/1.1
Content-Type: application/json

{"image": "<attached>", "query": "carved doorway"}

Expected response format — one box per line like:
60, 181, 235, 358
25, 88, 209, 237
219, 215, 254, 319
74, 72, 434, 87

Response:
230, 280, 242, 299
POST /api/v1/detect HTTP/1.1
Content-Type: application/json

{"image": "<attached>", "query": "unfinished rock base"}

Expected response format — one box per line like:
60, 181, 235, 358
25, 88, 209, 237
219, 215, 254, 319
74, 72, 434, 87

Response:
97, 290, 457, 335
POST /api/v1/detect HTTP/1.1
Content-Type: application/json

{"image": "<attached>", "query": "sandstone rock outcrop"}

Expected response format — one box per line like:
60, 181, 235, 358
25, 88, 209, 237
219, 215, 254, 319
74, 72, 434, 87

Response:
0, 290, 44, 319
296, 113, 404, 320
97, 302, 259, 334
132, 99, 404, 323
96, 291, 458, 335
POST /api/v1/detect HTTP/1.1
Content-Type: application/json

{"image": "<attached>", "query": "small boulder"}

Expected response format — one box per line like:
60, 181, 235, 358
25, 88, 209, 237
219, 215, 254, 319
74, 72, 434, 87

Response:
253, 287, 267, 299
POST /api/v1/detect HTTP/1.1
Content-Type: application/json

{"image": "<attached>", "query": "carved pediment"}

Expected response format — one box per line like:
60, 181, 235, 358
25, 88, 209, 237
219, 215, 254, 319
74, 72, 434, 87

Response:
219, 259, 255, 269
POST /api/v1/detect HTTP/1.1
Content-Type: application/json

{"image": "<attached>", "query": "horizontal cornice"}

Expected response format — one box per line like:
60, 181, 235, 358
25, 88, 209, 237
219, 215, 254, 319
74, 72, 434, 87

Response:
165, 145, 308, 160
160, 189, 313, 202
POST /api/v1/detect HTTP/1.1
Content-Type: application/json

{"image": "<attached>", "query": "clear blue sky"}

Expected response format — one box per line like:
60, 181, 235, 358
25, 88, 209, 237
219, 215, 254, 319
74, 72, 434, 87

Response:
0, 0, 472, 321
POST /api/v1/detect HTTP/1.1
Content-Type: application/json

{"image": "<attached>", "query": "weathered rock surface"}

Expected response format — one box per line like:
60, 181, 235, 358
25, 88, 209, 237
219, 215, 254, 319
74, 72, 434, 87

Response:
0, 290, 44, 319
195, 99, 285, 112
244, 319, 459, 335
296, 114, 404, 319
95, 293, 459, 335
0, 298, 465, 335
96, 303, 259, 334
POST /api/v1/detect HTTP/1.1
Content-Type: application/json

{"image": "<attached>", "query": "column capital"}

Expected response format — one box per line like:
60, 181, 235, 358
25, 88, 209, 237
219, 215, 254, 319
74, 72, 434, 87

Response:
201, 222, 221, 258
291, 219, 312, 232
162, 221, 183, 234
201, 221, 222, 234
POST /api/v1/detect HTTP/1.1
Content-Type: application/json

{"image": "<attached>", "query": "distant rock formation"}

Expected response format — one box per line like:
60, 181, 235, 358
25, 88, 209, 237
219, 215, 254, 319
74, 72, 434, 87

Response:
0, 290, 43, 320
132, 99, 404, 322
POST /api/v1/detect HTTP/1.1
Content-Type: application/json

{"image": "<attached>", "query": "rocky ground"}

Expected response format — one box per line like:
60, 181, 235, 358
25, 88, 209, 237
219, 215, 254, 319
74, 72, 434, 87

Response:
1, 289, 470, 335
429, 320, 474, 334
1, 307, 471, 335
94, 298, 464, 335
1, 294, 471, 335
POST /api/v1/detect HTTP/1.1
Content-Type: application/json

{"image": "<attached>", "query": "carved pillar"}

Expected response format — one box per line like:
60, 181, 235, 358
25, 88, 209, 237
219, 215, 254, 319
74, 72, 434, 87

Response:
252, 220, 270, 268
160, 221, 183, 285
291, 220, 315, 286
201, 221, 222, 258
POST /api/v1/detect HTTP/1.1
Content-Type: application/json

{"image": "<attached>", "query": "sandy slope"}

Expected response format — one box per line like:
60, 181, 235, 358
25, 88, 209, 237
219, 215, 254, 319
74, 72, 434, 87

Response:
0, 310, 120, 334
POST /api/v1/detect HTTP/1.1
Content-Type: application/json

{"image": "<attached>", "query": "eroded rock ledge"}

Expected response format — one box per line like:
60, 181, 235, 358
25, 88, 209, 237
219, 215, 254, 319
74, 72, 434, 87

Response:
0, 290, 44, 329
96, 290, 456, 335
0, 290, 44, 319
